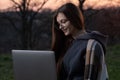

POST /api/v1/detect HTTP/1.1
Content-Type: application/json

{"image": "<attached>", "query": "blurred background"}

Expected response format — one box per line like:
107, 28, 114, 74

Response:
0, 0, 120, 80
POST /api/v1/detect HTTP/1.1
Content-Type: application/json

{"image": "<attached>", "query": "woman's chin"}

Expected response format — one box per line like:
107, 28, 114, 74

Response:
64, 32, 69, 36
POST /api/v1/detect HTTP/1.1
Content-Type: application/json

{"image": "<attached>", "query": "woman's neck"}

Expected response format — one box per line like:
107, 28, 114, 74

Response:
72, 30, 86, 39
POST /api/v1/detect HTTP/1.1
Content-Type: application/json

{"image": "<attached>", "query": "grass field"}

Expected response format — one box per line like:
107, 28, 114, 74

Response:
0, 54, 13, 80
0, 45, 120, 80
106, 45, 120, 80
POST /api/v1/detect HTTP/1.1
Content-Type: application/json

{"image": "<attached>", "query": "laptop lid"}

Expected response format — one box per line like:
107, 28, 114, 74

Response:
12, 50, 57, 80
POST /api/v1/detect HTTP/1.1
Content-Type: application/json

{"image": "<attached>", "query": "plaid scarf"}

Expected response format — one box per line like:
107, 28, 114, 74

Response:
84, 39, 109, 80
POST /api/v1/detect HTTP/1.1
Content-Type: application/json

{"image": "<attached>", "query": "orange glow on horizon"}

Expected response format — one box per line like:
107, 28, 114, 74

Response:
0, 0, 79, 11
0, 0, 120, 11
83, 0, 120, 10
0, 0, 12, 10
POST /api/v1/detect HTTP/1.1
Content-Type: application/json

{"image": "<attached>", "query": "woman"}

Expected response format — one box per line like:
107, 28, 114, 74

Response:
51, 3, 108, 80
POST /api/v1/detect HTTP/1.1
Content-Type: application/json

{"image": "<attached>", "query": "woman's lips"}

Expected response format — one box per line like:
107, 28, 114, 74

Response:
62, 28, 67, 33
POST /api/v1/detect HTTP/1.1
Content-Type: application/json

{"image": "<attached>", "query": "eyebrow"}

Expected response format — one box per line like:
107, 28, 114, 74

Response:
61, 19, 68, 22
57, 19, 68, 24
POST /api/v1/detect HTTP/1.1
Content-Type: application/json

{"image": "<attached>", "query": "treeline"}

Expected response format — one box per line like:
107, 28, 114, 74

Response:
0, 10, 53, 53
0, 7, 120, 53
84, 7, 120, 45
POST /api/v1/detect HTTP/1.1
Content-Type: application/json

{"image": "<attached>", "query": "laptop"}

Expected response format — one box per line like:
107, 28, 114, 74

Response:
12, 50, 57, 80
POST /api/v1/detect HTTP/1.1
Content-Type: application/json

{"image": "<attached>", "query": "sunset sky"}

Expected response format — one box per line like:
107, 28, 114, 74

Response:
0, 0, 79, 11
0, 0, 12, 10
0, 0, 120, 11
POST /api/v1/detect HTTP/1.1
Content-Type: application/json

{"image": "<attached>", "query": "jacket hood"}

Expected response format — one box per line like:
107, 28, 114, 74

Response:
76, 31, 108, 47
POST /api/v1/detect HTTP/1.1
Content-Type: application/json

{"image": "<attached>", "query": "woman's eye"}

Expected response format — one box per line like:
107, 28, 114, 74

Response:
61, 19, 68, 23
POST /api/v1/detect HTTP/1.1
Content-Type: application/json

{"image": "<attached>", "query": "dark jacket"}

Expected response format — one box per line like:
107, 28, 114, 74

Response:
59, 31, 108, 80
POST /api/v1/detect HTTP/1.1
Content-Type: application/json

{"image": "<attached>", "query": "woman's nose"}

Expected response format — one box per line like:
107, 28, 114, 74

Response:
59, 24, 64, 29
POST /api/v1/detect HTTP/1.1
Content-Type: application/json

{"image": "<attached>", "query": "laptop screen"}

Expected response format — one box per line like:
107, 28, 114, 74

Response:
12, 50, 57, 80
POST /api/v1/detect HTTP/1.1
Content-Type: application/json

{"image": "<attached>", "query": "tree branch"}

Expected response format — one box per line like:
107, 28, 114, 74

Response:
11, 0, 20, 6
10, 0, 23, 16
79, 0, 86, 12
26, 0, 31, 10
31, 0, 48, 20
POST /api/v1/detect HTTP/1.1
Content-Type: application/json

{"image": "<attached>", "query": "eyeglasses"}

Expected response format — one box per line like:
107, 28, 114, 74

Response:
60, 19, 68, 24
55, 19, 69, 30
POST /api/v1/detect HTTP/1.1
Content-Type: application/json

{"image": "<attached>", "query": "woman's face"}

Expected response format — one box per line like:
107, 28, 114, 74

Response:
56, 12, 77, 36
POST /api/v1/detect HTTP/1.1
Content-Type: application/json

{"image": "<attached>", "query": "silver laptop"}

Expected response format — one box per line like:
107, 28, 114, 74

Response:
12, 50, 57, 80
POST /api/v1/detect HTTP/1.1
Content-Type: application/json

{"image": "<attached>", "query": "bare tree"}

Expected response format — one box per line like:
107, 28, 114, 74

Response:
78, 0, 86, 12
3, 0, 48, 49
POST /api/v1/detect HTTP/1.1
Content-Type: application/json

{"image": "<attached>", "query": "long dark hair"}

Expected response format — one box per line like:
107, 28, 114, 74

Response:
51, 3, 85, 62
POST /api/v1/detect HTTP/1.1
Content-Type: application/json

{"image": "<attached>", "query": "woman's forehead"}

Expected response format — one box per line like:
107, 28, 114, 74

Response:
56, 12, 67, 21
